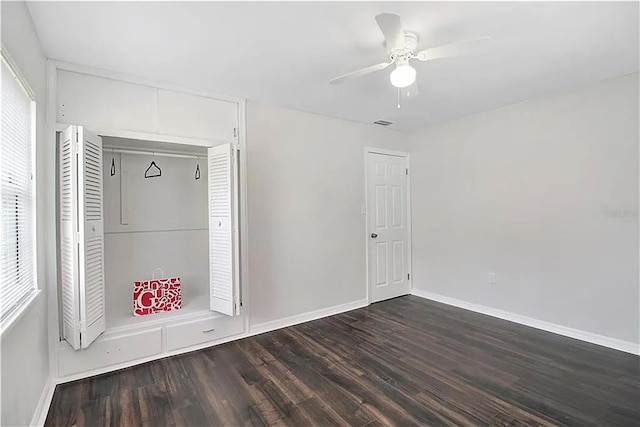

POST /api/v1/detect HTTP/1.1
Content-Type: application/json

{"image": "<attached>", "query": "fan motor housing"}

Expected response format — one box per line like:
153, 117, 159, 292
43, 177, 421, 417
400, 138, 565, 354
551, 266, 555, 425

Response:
386, 31, 419, 55
403, 32, 419, 52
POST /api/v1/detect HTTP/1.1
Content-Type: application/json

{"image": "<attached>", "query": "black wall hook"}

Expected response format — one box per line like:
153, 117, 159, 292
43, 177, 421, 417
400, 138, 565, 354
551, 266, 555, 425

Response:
195, 163, 201, 180
110, 157, 116, 176
145, 160, 162, 178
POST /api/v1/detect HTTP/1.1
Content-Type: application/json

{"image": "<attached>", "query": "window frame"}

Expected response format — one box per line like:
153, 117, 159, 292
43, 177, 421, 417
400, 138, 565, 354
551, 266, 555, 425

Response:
0, 47, 40, 337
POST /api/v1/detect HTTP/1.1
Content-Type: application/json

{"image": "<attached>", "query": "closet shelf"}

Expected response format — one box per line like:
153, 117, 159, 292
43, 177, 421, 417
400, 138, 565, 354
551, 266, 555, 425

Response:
104, 227, 208, 235
106, 292, 210, 332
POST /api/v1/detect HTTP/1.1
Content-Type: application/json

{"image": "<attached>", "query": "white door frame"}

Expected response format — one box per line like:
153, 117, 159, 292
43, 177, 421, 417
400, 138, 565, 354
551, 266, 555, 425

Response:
364, 147, 412, 303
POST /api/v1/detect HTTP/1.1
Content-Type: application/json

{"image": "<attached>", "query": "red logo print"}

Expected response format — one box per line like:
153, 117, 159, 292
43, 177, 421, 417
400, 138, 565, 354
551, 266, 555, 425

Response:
133, 277, 182, 316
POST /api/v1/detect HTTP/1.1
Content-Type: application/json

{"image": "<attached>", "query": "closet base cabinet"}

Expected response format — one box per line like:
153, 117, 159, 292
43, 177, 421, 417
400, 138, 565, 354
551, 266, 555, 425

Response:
58, 327, 163, 377
57, 314, 245, 379
166, 313, 244, 352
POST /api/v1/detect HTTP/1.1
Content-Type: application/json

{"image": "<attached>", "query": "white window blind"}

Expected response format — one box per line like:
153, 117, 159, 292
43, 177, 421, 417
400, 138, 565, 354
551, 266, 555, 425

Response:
0, 55, 36, 321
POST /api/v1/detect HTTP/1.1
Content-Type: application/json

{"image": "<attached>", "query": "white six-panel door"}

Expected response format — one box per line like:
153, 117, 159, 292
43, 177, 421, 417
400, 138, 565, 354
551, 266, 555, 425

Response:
367, 151, 410, 303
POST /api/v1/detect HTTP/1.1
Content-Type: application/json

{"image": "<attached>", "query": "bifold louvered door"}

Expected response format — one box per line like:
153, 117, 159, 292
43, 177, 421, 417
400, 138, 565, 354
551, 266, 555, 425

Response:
59, 127, 81, 349
59, 125, 106, 350
208, 143, 239, 316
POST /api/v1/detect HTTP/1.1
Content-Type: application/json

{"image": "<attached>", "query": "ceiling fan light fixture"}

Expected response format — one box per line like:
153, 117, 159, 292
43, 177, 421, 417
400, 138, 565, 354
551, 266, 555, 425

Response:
390, 63, 416, 88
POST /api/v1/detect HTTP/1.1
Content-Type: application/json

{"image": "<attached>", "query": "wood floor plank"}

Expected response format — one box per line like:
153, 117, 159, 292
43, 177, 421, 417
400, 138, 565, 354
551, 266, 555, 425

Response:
45, 296, 640, 426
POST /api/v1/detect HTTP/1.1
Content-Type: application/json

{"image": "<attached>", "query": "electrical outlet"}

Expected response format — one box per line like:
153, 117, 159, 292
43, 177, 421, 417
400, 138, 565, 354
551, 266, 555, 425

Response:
489, 273, 497, 285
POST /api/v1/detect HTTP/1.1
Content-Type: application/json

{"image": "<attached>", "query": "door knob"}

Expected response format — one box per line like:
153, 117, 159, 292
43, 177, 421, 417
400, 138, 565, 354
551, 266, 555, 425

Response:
371, 233, 378, 238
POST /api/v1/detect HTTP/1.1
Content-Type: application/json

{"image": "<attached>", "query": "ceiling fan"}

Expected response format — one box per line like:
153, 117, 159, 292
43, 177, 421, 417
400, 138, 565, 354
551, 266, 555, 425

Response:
329, 13, 492, 98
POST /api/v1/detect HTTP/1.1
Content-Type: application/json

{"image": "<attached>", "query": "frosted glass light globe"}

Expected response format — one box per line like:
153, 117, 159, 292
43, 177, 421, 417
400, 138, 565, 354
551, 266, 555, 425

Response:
390, 63, 416, 88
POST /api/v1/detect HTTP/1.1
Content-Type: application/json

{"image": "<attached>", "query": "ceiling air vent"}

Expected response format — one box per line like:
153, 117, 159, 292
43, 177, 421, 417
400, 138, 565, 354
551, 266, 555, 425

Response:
373, 120, 393, 126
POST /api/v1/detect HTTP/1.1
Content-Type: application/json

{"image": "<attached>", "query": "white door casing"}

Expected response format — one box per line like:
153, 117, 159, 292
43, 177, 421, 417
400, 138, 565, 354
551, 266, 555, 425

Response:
366, 150, 411, 303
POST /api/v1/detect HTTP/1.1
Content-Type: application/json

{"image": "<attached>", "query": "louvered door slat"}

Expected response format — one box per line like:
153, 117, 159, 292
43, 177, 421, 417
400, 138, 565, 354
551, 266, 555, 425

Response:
78, 128, 106, 348
208, 143, 239, 316
59, 125, 106, 350
59, 126, 81, 349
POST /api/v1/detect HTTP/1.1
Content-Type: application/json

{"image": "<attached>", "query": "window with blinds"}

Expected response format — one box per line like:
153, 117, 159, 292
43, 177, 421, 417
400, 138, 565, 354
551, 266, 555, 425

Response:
0, 54, 37, 322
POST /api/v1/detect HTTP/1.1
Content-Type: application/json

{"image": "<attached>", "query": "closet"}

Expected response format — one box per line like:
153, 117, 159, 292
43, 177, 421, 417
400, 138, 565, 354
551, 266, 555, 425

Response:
52, 66, 246, 379
59, 126, 240, 351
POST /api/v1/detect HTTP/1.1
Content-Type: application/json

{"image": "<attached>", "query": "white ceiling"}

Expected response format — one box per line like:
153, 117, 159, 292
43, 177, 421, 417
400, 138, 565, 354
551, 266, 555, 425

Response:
27, 1, 639, 131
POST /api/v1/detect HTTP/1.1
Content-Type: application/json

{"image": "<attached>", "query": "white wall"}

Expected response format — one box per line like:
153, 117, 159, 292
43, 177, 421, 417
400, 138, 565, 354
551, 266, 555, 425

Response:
1, 1, 51, 425
408, 73, 639, 345
246, 102, 407, 326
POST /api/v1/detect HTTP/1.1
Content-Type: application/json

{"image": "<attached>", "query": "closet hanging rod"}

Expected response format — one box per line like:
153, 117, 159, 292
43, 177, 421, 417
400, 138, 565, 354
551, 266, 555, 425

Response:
103, 147, 203, 160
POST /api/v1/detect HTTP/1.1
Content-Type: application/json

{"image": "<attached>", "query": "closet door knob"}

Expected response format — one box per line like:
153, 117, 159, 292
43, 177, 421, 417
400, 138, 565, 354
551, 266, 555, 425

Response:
371, 233, 378, 238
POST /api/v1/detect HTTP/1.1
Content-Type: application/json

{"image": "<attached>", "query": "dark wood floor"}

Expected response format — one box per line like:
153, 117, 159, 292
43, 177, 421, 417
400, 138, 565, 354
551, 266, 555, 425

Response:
46, 296, 639, 426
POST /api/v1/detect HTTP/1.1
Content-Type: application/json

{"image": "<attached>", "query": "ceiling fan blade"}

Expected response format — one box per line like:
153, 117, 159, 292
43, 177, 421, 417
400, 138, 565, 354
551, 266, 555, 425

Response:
375, 13, 406, 50
401, 82, 420, 100
329, 62, 392, 85
416, 37, 493, 62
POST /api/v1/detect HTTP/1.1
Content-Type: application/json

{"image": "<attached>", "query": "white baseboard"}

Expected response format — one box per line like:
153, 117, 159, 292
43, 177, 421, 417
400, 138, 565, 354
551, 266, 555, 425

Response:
249, 298, 369, 337
29, 376, 56, 427
411, 289, 639, 356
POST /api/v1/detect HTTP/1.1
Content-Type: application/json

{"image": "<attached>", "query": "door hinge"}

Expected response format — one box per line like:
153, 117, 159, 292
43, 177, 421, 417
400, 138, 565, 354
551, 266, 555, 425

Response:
408, 273, 410, 280
233, 127, 237, 138
406, 168, 409, 175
